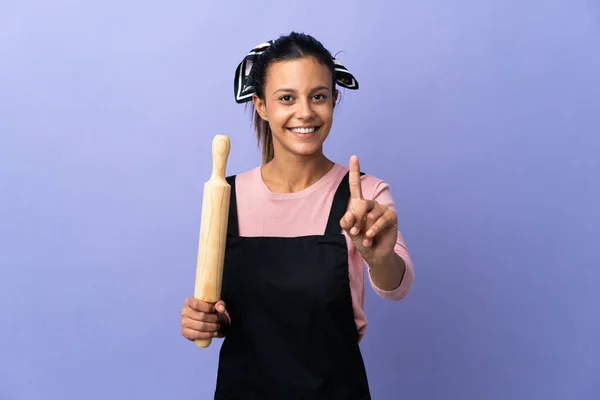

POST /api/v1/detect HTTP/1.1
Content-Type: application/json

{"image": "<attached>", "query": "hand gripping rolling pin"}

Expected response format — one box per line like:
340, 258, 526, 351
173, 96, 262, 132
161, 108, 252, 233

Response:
194, 135, 231, 348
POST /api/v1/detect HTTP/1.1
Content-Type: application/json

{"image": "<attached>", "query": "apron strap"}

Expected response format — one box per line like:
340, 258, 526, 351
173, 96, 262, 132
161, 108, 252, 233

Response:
324, 171, 365, 236
226, 175, 239, 236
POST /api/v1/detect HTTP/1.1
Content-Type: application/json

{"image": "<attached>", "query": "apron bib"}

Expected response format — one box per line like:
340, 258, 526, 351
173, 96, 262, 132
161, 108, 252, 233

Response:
214, 172, 371, 400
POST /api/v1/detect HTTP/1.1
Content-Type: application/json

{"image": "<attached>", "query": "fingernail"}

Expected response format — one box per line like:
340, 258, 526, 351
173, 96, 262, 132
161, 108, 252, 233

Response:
363, 239, 371, 247
350, 227, 359, 235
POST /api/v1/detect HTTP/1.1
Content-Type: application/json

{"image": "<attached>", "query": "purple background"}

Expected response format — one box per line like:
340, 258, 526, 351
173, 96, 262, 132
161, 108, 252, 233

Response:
1, 1, 599, 399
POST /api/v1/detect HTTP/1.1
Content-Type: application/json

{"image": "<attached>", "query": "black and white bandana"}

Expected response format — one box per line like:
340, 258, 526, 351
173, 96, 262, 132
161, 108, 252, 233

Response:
233, 40, 359, 104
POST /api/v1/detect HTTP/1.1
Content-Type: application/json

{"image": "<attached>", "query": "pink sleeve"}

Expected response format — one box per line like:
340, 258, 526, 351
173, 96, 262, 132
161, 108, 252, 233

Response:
365, 180, 415, 301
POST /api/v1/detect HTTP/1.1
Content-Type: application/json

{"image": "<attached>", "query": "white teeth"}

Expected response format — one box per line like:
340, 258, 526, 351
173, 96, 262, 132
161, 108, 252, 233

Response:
290, 127, 316, 134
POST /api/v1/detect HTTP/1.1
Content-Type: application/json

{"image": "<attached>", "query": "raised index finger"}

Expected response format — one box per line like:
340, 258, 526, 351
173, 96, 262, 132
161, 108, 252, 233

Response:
349, 155, 363, 200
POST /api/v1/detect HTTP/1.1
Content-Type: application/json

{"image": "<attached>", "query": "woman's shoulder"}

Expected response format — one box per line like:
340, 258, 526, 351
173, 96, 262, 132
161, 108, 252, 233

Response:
228, 165, 260, 178
227, 165, 261, 185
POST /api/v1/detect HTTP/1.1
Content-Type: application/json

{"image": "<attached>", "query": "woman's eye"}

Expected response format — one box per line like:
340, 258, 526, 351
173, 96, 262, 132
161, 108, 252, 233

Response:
278, 94, 327, 103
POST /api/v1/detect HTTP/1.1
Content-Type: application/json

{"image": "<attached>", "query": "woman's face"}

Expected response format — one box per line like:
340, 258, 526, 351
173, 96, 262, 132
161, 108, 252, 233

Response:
253, 56, 337, 160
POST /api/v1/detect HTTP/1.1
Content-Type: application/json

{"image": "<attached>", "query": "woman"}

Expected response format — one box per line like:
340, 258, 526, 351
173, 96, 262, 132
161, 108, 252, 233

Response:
180, 32, 415, 399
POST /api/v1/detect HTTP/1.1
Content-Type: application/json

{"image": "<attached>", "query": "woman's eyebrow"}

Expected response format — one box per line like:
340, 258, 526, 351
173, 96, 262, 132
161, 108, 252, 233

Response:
272, 86, 330, 95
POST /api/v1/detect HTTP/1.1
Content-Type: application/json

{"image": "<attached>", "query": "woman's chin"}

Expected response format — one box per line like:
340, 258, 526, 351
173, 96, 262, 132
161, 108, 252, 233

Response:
289, 143, 325, 157
274, 129, 329, 157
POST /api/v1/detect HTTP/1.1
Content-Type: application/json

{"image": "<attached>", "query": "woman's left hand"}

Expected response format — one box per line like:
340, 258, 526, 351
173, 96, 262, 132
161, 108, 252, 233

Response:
340, 155, 399, 264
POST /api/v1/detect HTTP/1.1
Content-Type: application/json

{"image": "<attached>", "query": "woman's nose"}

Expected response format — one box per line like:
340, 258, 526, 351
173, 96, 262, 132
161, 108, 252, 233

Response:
297, 100, 315, 120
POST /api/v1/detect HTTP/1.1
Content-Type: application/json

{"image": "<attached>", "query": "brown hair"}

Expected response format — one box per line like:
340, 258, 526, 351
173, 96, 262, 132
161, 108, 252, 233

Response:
253, 109, 275, 165
247, 32, 337, 164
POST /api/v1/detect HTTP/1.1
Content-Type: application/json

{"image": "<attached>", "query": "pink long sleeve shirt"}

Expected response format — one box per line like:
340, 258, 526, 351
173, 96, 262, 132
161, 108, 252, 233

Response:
229, 163, 414, 342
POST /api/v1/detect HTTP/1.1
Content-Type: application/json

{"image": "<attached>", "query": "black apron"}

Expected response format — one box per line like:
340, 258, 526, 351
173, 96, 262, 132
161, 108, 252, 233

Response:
214, 171, 371, 400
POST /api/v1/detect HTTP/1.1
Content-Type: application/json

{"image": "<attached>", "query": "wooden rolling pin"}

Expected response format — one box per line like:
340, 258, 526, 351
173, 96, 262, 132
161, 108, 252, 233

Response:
194, 135, 231, 348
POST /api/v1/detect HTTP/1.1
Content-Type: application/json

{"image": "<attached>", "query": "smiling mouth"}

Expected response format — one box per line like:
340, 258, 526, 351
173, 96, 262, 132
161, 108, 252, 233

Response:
287, 126, 321, 134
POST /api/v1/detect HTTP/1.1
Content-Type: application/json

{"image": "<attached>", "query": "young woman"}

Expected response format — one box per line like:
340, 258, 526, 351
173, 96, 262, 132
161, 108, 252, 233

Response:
180, 32, 414, 399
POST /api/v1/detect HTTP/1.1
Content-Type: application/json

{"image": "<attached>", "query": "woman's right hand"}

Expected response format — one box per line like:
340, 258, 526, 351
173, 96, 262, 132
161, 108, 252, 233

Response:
180, 297, 228, 341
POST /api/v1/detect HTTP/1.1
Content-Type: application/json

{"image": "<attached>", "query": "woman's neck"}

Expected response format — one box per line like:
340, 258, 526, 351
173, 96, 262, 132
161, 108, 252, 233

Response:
260, 152, 335, 194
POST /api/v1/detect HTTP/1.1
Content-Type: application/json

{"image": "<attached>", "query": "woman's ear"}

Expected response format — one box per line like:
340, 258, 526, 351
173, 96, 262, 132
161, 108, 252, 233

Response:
333, 88, 339, 108
252, 95, 268, 121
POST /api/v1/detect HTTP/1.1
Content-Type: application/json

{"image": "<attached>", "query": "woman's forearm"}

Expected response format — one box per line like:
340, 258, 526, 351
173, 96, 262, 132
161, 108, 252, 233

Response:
366, 252, 406, 291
